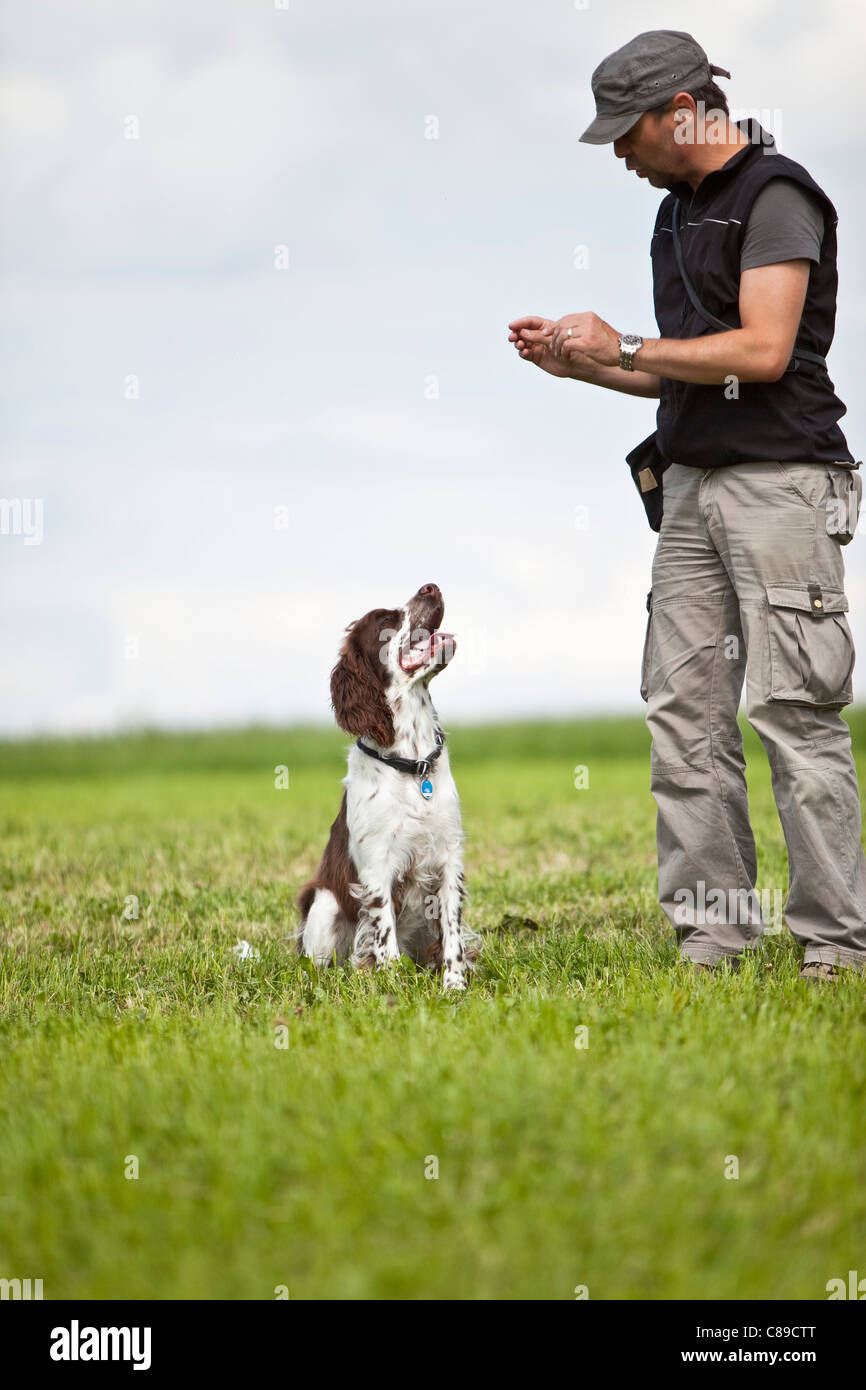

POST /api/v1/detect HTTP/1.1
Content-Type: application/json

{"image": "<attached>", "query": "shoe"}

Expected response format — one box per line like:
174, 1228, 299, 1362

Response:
799, 962, 839, 984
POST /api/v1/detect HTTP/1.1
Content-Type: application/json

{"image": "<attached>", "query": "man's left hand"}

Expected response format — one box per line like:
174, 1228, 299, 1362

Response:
545, 312, 622, 367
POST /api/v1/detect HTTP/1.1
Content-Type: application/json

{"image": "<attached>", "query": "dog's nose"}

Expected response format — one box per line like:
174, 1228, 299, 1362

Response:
418, 583, 440, 599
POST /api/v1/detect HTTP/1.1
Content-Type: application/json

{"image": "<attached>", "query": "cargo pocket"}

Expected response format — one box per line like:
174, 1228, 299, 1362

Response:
766, 584, 855, 708
640, 590, 653, 702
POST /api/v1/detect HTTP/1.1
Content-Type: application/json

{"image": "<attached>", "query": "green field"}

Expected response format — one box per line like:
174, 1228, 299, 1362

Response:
1, 714, 865, 1300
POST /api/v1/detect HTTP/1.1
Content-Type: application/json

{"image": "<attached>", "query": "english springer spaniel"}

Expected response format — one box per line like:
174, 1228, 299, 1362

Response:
298, 583, 479, 990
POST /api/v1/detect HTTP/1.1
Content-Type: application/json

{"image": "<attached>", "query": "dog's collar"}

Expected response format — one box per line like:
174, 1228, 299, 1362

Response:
356, 728, 445, 780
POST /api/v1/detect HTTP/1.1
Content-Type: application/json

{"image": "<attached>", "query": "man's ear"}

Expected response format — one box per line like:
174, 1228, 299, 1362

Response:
330, 627, 394, 748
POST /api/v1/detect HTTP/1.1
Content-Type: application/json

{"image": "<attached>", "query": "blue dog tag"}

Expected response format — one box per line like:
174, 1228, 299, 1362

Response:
420, 778, 433, 800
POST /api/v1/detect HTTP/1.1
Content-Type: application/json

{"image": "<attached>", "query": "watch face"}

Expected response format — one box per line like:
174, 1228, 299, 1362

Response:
621, 335, 642, 350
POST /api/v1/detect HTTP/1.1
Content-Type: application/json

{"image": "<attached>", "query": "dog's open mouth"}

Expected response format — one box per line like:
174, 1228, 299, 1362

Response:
399, 630, 456, 672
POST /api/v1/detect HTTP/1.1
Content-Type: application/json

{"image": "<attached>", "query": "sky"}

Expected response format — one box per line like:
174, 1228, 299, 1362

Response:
1, 0, 864, 734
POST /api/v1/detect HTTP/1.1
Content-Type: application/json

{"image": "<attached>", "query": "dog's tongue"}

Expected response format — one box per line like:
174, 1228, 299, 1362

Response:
401, 631, 454, 671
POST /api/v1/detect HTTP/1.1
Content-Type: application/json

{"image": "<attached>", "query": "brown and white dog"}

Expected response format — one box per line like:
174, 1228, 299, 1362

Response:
297, 583, 479, 990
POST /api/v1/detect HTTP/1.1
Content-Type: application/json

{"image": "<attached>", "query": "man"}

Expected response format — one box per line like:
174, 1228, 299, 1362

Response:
509, 30, 865, 981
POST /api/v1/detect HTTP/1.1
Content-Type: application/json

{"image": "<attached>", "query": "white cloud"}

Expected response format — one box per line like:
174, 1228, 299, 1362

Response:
2, 36, 361, 278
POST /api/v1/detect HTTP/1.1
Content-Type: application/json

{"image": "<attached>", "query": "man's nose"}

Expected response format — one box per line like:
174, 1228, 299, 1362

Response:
613, 138, 629, 159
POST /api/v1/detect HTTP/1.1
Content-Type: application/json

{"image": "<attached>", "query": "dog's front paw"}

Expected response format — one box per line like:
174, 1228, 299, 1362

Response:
375, 946, 402, 968
442, 969, 466, 992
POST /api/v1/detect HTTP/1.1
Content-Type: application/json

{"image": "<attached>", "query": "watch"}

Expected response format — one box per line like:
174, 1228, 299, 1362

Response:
618, 334, 644, 371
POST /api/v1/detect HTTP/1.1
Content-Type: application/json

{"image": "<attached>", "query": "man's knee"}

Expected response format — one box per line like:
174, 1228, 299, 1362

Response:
645, 594, 743, 766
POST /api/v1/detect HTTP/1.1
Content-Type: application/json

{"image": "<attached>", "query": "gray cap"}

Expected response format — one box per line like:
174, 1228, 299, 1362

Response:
579, 29, 731, 145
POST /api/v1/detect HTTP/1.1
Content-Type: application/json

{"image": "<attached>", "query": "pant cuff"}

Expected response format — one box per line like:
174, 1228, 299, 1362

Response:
680, 948, 742, 966
803, 947, 866, 973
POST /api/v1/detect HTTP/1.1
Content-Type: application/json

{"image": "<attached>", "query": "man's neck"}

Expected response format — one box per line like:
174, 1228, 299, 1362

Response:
684, 121, 751, 191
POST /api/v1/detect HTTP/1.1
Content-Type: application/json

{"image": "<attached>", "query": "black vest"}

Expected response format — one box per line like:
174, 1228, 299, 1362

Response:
651, 119, 854, 467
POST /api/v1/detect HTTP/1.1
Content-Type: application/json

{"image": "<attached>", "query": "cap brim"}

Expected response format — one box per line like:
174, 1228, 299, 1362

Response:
579, 110, 645, 144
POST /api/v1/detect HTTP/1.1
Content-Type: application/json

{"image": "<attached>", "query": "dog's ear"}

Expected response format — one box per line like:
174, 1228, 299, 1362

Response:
330, 619, 395, 748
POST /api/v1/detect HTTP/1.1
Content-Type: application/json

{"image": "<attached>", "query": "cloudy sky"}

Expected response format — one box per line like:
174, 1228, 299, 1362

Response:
1, 0, 864, 733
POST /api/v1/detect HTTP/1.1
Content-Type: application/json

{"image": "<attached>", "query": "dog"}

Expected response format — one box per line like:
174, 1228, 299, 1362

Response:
297, 583, 479, 990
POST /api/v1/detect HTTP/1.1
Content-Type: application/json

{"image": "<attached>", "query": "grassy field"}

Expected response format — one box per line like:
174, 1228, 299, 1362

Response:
1, 713, 865, 1301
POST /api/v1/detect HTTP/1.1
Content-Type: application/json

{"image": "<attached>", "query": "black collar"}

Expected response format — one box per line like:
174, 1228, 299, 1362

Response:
356, 728, 445, 779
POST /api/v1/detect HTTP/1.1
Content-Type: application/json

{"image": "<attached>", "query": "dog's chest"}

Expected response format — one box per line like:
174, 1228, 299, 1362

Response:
344, 749, 462, 869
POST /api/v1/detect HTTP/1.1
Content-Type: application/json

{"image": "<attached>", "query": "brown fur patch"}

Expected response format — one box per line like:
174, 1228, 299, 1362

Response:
296, 793, 361, 930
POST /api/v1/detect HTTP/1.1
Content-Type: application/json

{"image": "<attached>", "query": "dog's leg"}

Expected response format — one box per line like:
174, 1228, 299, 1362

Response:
351, 883, 401, 969
394, 884, 431, 964
437, 862, 469, 991
300, 888, 352, 966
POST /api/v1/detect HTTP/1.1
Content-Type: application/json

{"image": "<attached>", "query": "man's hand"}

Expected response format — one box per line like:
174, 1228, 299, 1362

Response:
508, 315, 580, 379
545, 312, 622, 368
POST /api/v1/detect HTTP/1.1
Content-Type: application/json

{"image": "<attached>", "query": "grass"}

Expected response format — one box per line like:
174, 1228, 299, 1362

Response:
1, 712, 865, 1300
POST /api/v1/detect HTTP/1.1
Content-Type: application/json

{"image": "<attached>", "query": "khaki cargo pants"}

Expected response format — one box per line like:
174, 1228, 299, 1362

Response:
642, 460, 866, 969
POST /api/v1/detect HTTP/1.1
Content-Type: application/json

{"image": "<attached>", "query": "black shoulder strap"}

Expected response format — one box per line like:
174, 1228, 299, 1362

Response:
670, 199, 827, 371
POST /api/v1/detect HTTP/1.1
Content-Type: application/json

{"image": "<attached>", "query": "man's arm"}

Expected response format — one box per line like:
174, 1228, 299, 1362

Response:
538, 258, 812, 386
569, 361, 662, 397
630, 259, 812, 383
